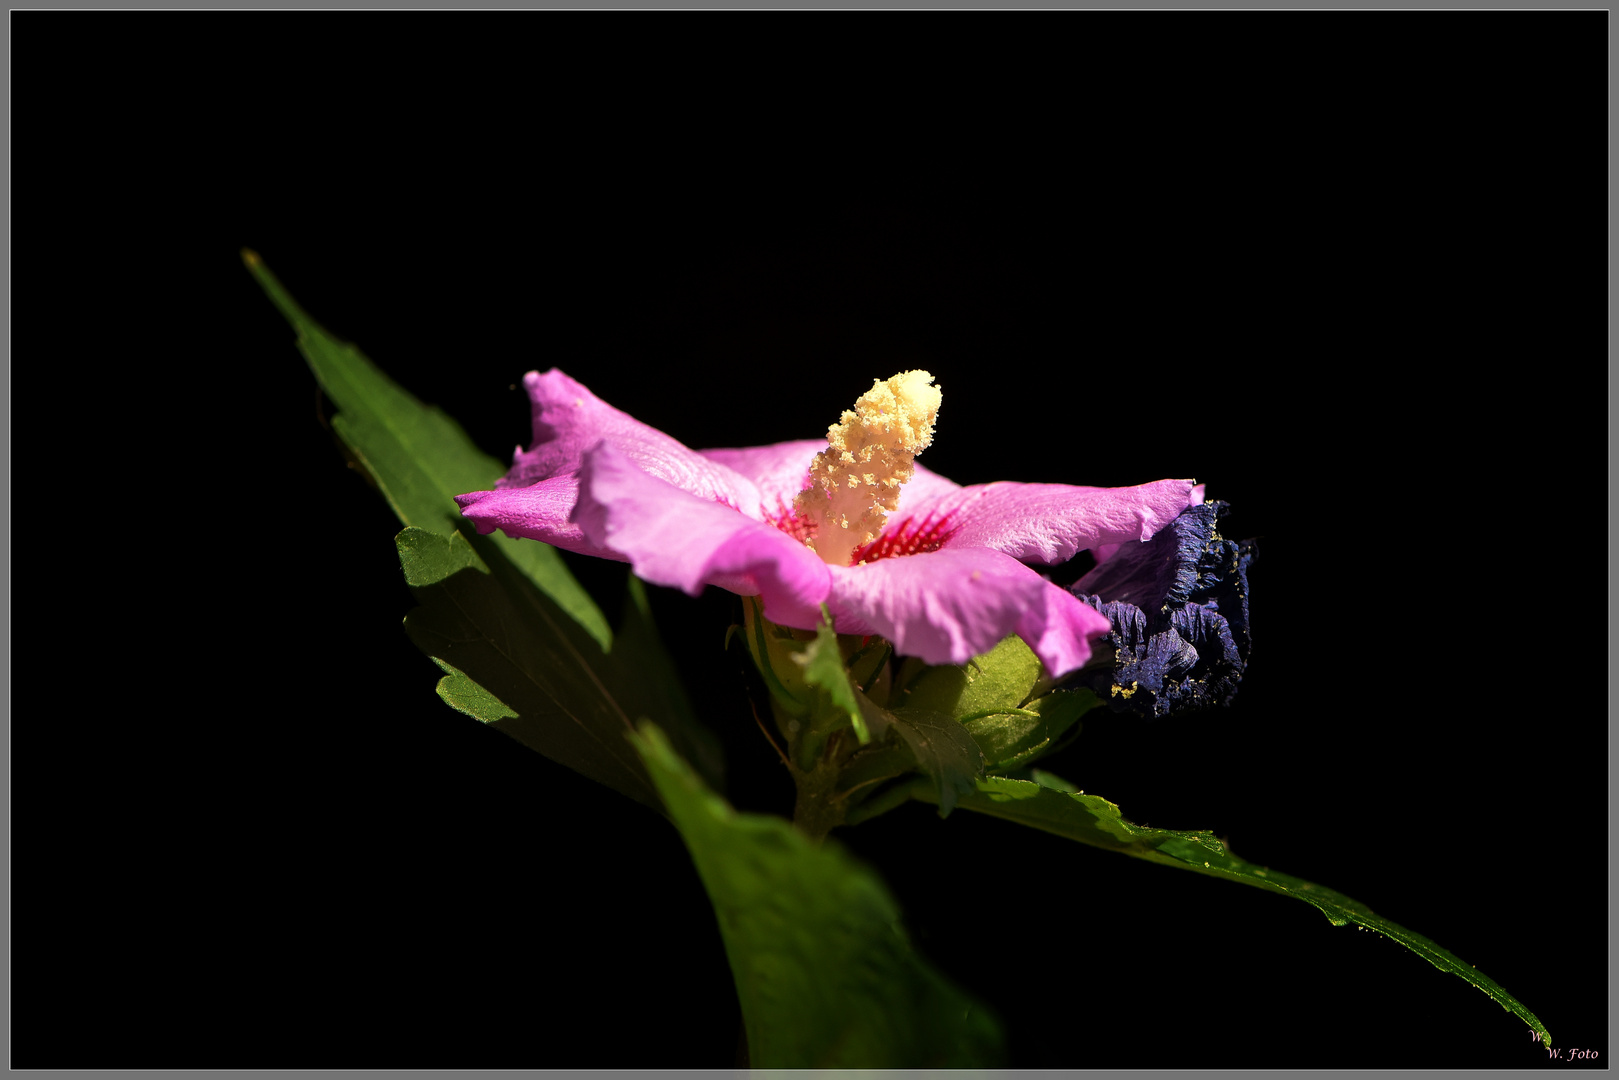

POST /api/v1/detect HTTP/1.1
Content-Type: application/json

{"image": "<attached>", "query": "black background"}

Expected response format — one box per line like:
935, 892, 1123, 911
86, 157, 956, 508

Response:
19, 12, 1607, 1071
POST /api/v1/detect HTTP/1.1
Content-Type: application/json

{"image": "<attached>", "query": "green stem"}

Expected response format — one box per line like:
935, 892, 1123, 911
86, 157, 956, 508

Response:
791, 744, 850, 844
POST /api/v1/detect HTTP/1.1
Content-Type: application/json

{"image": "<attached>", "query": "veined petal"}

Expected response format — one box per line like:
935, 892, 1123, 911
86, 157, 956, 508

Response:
1015, 574, 1115, 678
454, 476, 618, 559
894, 460, 964, 514
699, 439, 822, 512
893, 478, 1198, 566
574, 442, 832, 629
501, 369, 764, 517
826, 547, 1110, 676
1092, 483, 1207, 568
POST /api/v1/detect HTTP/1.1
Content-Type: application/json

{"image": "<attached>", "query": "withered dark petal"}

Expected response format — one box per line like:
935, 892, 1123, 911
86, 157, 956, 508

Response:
1070, 501, 1254, 719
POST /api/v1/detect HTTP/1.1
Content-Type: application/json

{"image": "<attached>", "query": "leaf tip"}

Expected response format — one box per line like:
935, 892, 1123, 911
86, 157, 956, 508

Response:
240, 247, 261, 268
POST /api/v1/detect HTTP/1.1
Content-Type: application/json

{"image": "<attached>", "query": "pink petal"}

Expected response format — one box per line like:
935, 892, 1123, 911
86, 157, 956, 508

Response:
699, 439, 822, 510
892, 478, 1198, 566
895, 460, 963, 515
454, 477, 619, 559
1090, 542, 1123, 566
826, 547, 1110, 676
574, 442, 832, 629
1090, 483, 1203, 567
1014, 575, 1113, 678
500, 369, 763, 517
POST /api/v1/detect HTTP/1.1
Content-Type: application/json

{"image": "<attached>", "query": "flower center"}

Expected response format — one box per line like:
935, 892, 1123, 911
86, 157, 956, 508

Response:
793, 370, 942, 567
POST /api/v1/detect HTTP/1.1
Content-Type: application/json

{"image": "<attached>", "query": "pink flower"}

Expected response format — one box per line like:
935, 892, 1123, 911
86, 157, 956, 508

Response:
454, 370, 1196, 678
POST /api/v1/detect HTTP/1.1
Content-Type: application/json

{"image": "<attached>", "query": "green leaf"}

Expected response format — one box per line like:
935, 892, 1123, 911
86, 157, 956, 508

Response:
739, 599, 881, 771
912, 773, 1553, 1046
614, 575, 724, 793
431, 658, 518, 722
885, 704, 985, 817
738, 595, 822, 720
1026, 767, 1080, 793
631, 723, 1005, 1068
397, 515, 492, 585
396, 527, 664, 811
897, 633, 1043, 719
795, 616, 870, 751
398, 527, 722, 809
245, 249, 611, 650
962, 688, 1098, 771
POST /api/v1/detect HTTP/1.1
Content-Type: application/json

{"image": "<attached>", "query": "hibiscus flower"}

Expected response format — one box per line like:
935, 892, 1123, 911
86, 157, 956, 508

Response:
454, 369, 1196, 678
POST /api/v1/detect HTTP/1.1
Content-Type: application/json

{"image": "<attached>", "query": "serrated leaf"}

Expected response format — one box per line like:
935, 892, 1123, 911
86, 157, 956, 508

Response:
431, 658, 518, 722
396, 527, 722, 808
631, 723, 1004, 1068
795, 618, 869, 748
911, 773, 1552, 1046
1026, 767, 1080, 793
742, 600, 877, 771
962, 688, 1099, 771
245, 249, 611, 650
885, 705, 985, 817
397, 527, 662, 811
397, 517, 492, 584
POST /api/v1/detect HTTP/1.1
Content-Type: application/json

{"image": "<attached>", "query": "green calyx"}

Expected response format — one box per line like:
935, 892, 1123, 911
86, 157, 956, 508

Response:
737, 602, 1101, 840
897, 635, 1096, 771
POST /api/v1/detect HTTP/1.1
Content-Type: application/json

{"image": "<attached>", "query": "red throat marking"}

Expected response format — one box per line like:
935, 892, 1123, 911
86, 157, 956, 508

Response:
849, 512, 958, 565
765, 498, 818, 546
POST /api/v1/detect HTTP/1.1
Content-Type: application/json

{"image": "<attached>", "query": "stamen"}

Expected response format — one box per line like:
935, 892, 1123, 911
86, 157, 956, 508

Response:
794, 370, 942, 567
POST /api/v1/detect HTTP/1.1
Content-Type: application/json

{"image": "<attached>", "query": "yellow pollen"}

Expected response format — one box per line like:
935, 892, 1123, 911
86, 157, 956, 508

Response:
794, 370, 941, 566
